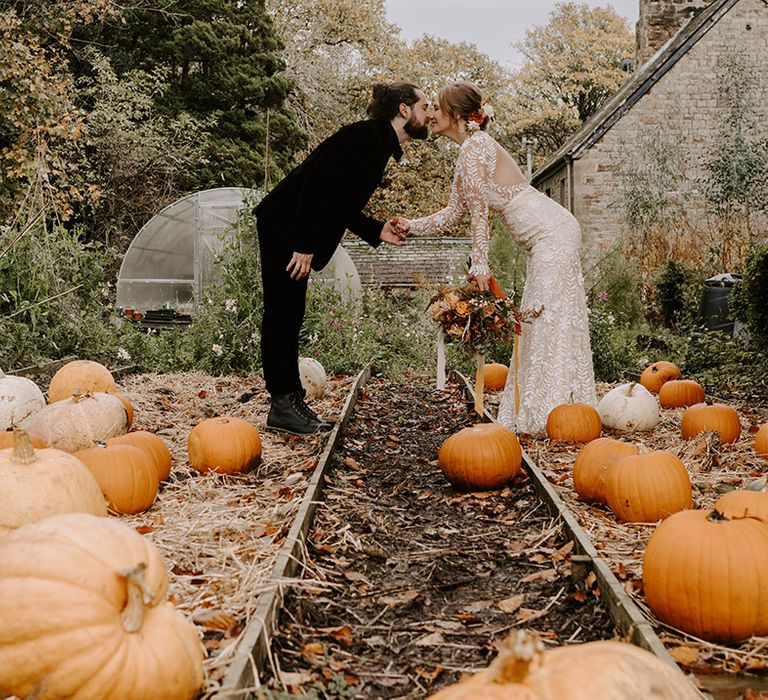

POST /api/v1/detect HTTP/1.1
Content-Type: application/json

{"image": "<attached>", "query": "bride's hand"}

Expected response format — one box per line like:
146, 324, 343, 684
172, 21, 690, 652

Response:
468, 273, 491, 292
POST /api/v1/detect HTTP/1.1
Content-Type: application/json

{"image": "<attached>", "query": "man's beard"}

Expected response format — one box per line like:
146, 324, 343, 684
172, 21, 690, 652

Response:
404, 115, 429, 140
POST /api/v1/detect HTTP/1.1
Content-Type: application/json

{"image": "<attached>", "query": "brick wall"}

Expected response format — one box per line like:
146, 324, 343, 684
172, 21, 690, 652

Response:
572, 0, 768, 253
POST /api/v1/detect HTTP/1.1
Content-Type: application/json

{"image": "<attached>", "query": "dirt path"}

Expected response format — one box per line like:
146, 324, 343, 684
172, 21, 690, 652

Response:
261, 375, 616, 698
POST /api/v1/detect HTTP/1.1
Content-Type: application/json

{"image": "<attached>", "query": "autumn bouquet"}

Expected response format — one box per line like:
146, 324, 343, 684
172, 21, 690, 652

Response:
428, 279, 542, 416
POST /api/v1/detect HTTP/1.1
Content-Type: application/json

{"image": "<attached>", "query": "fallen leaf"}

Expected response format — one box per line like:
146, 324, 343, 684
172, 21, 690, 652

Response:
378, 589, 420, 606
551, 541, 574, 561
520, 569, 558, 584
415, 631, 444, 646
516, 607, 542, 622
669, 645, 699, 666
388, 434, 400, 442
302, 642, 325, 656
279, 670, 312, 688
135, 525, 155, 534
498, 594, 525, 614
342, 571, 369, 583
330, 626, 354, 647
415, 666, 444, 683
197, 390, 208, 399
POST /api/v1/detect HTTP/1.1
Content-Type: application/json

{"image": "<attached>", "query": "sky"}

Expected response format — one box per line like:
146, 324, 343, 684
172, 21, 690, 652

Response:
384, 0, 640, 70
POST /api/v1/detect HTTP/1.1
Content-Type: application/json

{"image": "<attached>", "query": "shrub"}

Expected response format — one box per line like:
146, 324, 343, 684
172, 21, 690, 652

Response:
730, 243, 768, 351
584, 245, 644, 328
588, 306, 641, 382
654, 259, 702, 330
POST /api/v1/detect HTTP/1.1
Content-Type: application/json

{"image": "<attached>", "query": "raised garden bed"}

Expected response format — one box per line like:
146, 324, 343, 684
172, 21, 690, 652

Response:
260, 375, 616, 698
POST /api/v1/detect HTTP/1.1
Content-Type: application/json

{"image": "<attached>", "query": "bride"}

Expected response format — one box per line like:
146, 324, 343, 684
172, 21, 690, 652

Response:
403, 81, 596, 434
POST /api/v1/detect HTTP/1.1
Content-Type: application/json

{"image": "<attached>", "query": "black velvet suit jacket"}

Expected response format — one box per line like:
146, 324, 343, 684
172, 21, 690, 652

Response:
255, 118, 403, 271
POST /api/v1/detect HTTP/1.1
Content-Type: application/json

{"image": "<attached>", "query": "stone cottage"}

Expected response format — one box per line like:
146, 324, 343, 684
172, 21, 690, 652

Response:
531, 0, 768, 252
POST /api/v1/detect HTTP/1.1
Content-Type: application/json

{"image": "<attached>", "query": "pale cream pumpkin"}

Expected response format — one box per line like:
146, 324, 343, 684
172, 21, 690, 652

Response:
0, 513, 204, 699
0, 431, 107, 536
0, 369, 46, 431
597, 382, 660, 432
428, 631, 698, 699
19, 391, 128, 452
47, 359, 117, 403
299, 356, 327, 399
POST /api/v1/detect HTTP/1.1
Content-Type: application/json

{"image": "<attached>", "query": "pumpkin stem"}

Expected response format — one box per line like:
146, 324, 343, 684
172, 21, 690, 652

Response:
72, 388, 82, 402
118, 562, 154, 633
487, 631, 545, 684
707, 509, 730, 523
625, 382, 636, 396
11, 429, 37, 464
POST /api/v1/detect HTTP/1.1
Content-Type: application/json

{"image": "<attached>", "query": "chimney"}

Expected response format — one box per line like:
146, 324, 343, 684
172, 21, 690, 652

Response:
636, 0, 715, 67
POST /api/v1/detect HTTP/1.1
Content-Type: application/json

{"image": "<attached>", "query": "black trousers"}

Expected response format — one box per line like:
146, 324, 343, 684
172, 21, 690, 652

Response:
257, 221, 308, 397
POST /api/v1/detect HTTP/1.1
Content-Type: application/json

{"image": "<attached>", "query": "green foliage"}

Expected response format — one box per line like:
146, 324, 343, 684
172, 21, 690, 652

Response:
704, 50, 768, 217
730, 243, 768, 351
302, 285, 434, 378
488, 219, 527, 299
654, 259, 702, 330
587, 306, 641, 382
584, 246, 643, 327
0, 218, 119, 367
73, 49, 210, 248
684, 330, 768, 397
74, 0, 306, 192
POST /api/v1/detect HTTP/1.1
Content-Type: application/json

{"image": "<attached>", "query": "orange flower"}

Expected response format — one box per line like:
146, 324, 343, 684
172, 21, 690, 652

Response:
454, 300, 471, 317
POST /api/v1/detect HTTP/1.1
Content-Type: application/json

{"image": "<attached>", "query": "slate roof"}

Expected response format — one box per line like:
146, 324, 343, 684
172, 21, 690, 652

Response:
342, 237, 472, 288
531, 0, 738, 184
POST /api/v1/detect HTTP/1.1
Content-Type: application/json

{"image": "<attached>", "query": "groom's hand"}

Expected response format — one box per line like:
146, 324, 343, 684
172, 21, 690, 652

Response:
380, 219, 408, 246
286, 252, 313, 279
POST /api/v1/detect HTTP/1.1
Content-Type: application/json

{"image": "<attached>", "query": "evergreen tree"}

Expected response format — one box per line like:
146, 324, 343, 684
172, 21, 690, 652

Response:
75, 0, 305, 190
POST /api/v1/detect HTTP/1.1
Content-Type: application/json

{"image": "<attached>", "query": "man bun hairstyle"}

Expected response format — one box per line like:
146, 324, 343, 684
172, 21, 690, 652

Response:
438, 81, 490, 130
366, 82, 422, 120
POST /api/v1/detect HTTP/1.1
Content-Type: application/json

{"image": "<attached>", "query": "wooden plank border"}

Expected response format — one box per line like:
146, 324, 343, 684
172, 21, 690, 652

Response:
450, 370, 681, 670
216, 363, 372, 697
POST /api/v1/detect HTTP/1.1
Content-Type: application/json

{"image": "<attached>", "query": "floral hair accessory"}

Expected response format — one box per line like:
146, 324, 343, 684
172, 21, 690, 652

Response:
465, 103, 494, 133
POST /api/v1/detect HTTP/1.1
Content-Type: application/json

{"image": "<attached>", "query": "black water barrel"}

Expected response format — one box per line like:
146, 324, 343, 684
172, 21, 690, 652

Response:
699, 273, 741, 336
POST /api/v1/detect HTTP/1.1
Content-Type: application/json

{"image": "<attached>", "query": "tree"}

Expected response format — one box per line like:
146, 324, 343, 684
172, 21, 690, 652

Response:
508, 2, 634, 161
75, 0, 305, 190
0, 0, 110, 221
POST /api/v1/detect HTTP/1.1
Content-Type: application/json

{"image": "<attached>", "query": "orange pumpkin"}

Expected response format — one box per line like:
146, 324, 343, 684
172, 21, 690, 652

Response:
107, 431, 172, 481
47, 360, 117, 403
74, 443, 159, 515
639, 361, 681, 394
681, 403, 741, 444
643, 509, 768, 642
714, 489, 768, 523
438, 423, 522, 491
755, 424, 768, 460
573, 437, 639, 505
658, 379, 705, 409
546, 403, 601, 443
428, 630, 699, 699
483, 363, 509, 391
187, 416, 262, 475
112, 391, 134, 429
605, 451, 691, 523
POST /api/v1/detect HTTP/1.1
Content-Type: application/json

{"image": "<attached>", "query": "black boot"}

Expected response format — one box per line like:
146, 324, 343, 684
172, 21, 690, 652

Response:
266, 393, 329, 435
296, 389, 335, 429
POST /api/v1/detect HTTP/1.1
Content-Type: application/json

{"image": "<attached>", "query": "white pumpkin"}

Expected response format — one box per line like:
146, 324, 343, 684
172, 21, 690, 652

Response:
299, 357, 327, 399
598, 382, 660, 432
19, 391, 128, 452
0, 369, 45, 431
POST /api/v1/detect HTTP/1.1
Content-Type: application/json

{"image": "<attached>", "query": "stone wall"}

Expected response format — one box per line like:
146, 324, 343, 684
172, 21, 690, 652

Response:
571, 0, 768, 253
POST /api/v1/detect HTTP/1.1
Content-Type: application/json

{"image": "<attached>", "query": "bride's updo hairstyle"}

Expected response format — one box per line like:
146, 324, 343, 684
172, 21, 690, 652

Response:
438, 81, 490, 131
366, 82, 422, 120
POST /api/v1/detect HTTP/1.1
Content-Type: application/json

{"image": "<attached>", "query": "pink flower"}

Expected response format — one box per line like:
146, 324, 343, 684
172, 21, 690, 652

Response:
598, 290, 609, 303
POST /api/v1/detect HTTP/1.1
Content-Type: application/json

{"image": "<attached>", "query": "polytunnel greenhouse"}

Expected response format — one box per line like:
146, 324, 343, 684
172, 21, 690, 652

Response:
116, 187, 362, 319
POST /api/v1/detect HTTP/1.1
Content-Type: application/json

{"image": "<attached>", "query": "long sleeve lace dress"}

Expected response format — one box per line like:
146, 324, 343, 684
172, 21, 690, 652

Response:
408, 131, 596, 434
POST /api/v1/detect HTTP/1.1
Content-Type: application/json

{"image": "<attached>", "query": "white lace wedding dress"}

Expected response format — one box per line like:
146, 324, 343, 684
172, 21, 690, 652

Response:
408, 130, 596, 434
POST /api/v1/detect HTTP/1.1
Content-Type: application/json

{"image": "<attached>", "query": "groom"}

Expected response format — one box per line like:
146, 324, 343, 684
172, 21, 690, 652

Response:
255, 81, 429, 434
